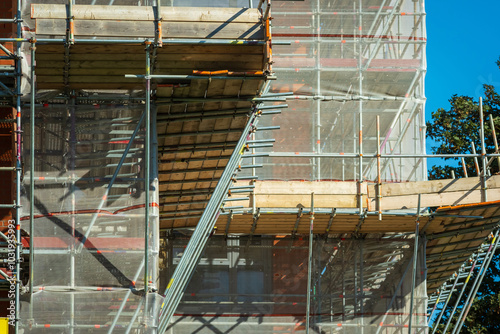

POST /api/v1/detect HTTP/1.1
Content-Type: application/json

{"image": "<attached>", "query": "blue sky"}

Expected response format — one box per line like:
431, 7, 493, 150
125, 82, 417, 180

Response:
425, 1, 500, 157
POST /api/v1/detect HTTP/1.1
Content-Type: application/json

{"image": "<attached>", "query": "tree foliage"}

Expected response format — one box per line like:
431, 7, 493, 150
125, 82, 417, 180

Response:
426, 57, 500, 180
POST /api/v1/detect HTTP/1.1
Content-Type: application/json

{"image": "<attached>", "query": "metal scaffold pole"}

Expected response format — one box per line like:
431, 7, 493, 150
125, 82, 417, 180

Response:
315, 0, 321, 181
306, 193, 314, 333
28, 38, 35, 324
359, 238, 364, 334
69, 92, 76, 334
408, 194, 421, 333
479, 97, 487, 202
357, 0, 364, 215
376, 115, 382, 220
14, 0, 22, 330
144, 40, 152, 320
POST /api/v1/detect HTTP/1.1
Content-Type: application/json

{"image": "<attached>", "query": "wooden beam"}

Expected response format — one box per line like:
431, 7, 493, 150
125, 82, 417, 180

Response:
367, 175, 500, 197
36, 19, 264, 40
375, 190, 500, 212
35, 53, 263, 63
251, 176, 500, 211
32, 5, 261, 23
36, 44, 264, 55
253, 181, 362, 209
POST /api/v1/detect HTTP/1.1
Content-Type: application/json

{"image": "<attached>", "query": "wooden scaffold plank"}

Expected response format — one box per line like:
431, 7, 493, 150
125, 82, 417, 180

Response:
32, 5, 262, 23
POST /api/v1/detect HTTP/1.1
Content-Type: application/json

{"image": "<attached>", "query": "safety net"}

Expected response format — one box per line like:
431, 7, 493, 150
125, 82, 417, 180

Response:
20, 102, 161, 332
161, 235, 427, 333
257, 0, 427, 182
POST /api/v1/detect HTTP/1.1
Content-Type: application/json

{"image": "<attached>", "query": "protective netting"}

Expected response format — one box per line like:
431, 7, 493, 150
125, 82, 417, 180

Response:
257, 0, 427, 182
161, 235, 427, 333
19, 103, 160, 332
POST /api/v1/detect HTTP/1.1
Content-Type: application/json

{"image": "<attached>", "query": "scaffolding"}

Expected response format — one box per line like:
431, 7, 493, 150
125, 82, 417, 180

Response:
427, 234, 499, 334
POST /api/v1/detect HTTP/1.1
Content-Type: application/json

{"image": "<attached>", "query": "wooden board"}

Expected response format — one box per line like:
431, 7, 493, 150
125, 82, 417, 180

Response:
35, 53, 264, 63
35, 44, 265, 55
374, 189, 500, 212
253, 181, 362, 208
36, 19, 264, 40
250, 176, 500, 210
367, 176, 500, 197
32, 5, 261, 23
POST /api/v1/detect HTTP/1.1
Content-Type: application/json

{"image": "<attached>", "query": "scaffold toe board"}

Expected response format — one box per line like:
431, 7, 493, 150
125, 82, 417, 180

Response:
31, 5, 264, 39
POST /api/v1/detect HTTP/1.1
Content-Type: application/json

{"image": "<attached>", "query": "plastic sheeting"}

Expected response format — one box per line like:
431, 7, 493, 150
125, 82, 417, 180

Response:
260, 0, 427, 182
20, 103, 160, 332
162, 235, 427, 333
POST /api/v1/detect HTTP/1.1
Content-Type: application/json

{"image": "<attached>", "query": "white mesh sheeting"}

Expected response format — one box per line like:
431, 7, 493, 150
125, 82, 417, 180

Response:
161, 236, 427, 334
263, 0, 426, 182
20, 103, 160, 332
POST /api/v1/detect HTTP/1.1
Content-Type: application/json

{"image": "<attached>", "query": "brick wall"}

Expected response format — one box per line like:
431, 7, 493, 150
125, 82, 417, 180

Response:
0, 0, 15, 35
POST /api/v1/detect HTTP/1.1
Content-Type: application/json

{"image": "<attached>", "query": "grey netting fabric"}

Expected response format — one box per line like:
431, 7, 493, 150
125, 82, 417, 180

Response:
20, 103, 160, 332
260, 0, 427, 182
162, 235, 427, 333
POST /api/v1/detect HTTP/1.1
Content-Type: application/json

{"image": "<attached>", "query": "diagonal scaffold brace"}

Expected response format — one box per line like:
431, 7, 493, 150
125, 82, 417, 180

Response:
156, 106, 262, 333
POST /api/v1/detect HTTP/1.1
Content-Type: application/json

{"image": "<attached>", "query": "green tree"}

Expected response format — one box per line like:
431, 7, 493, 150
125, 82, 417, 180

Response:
426, 57, 500, 180
465, 292, 500, 333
